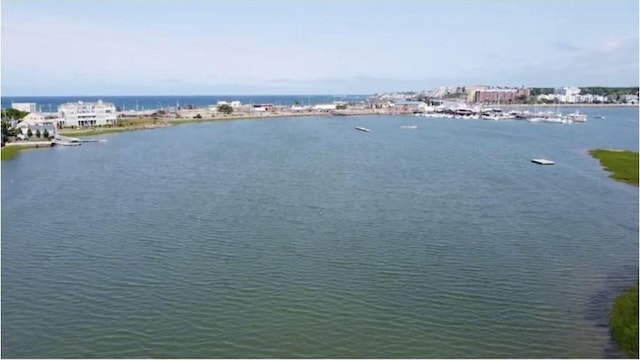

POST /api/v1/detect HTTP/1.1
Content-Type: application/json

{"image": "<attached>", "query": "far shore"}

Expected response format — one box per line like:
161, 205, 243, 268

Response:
2, 104, 636, 160
500, 103, 638, 108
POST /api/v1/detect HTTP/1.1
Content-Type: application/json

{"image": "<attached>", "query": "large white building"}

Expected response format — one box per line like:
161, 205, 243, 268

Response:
554, 87, 581, 96
11, 102, 37, 113
58, 100, 117, 127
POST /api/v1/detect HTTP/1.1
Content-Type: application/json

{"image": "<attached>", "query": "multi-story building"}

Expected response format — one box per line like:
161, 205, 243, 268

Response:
58, 100, 117, 127
473, 89, 518, 104
554, 87, 581, 97
516, 88, 531, 99
11, 102, 37, 113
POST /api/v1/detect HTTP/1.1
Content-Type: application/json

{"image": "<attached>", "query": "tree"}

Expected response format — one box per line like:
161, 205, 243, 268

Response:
217, 104, 233, 114
35, 129, 41, 138
294, 100, 300, 105
336, 104, 347, 110
1, 121, 11, 144
43, 129, 50, 139
1, 108, 29, 120
195, 114, 202, 119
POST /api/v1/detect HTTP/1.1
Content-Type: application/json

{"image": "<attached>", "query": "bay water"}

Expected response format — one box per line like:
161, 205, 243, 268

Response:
2, 107, 638, 358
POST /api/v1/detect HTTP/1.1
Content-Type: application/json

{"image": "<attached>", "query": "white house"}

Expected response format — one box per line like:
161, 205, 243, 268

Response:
58, 100, 117, 127
16, 121, 56, 137
11, 102, 37, 113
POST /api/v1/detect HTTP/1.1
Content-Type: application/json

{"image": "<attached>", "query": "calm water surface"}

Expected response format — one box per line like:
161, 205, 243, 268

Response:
2, 108, 638, 358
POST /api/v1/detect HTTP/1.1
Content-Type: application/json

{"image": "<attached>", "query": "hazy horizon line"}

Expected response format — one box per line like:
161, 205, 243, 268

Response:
2, 85, 638, 98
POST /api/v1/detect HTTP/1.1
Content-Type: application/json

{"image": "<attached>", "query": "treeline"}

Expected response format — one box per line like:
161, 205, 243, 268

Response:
579, 87, 639, 96
530, 88, 555, 96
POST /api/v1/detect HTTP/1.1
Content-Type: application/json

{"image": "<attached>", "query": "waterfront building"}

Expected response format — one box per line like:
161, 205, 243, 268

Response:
554, 87, 581, 97
11, 102, 37, 113
16, 117, 57, 137
314, 103, 337, 111
472, 89, 518, 104
58, 100, 117, 127
465, 85, 489, 103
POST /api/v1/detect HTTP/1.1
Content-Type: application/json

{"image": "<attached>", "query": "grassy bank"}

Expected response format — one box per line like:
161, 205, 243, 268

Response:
58, 118, 167, 137
1, 146, 22, 160
589, 149, 639, 186
57, 113, 318, 136
589, 149, 639, 357
610, 285, 639, 358
56, 111, 386, 137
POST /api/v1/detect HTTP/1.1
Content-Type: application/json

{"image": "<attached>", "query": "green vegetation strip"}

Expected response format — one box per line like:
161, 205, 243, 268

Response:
590, 149, 639, 358
0, 146, 21, 160
610, 285, 639, 358
589, 149, 639, 186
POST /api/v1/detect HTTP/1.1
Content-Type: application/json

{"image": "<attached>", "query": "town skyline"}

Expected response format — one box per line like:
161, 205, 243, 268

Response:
2, 0, 639, 96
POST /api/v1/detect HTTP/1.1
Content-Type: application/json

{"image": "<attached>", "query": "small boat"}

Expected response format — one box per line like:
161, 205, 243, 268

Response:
401, 125, 417, 129
563, 110, 587, 122
595, 115, 605, 119
355, 126, 370, 132
53, 140, 81, 146
531, 158, 554, 165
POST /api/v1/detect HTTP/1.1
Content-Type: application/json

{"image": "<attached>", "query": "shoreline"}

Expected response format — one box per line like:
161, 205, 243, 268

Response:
4, 103, 636, 149
1, 141, 54, 160
57, 110, 391, 137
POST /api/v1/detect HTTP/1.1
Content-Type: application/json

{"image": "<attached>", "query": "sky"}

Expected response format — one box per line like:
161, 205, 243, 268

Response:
1, 0, 639, 95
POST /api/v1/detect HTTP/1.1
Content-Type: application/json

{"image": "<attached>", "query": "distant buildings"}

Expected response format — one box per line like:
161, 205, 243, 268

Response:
58, 100, 117, 127
554, 87, 581, 96
11, 102, 37, 113
537, 87, 611, 103
391, 100, 427, 111
622, 94, 639, 104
